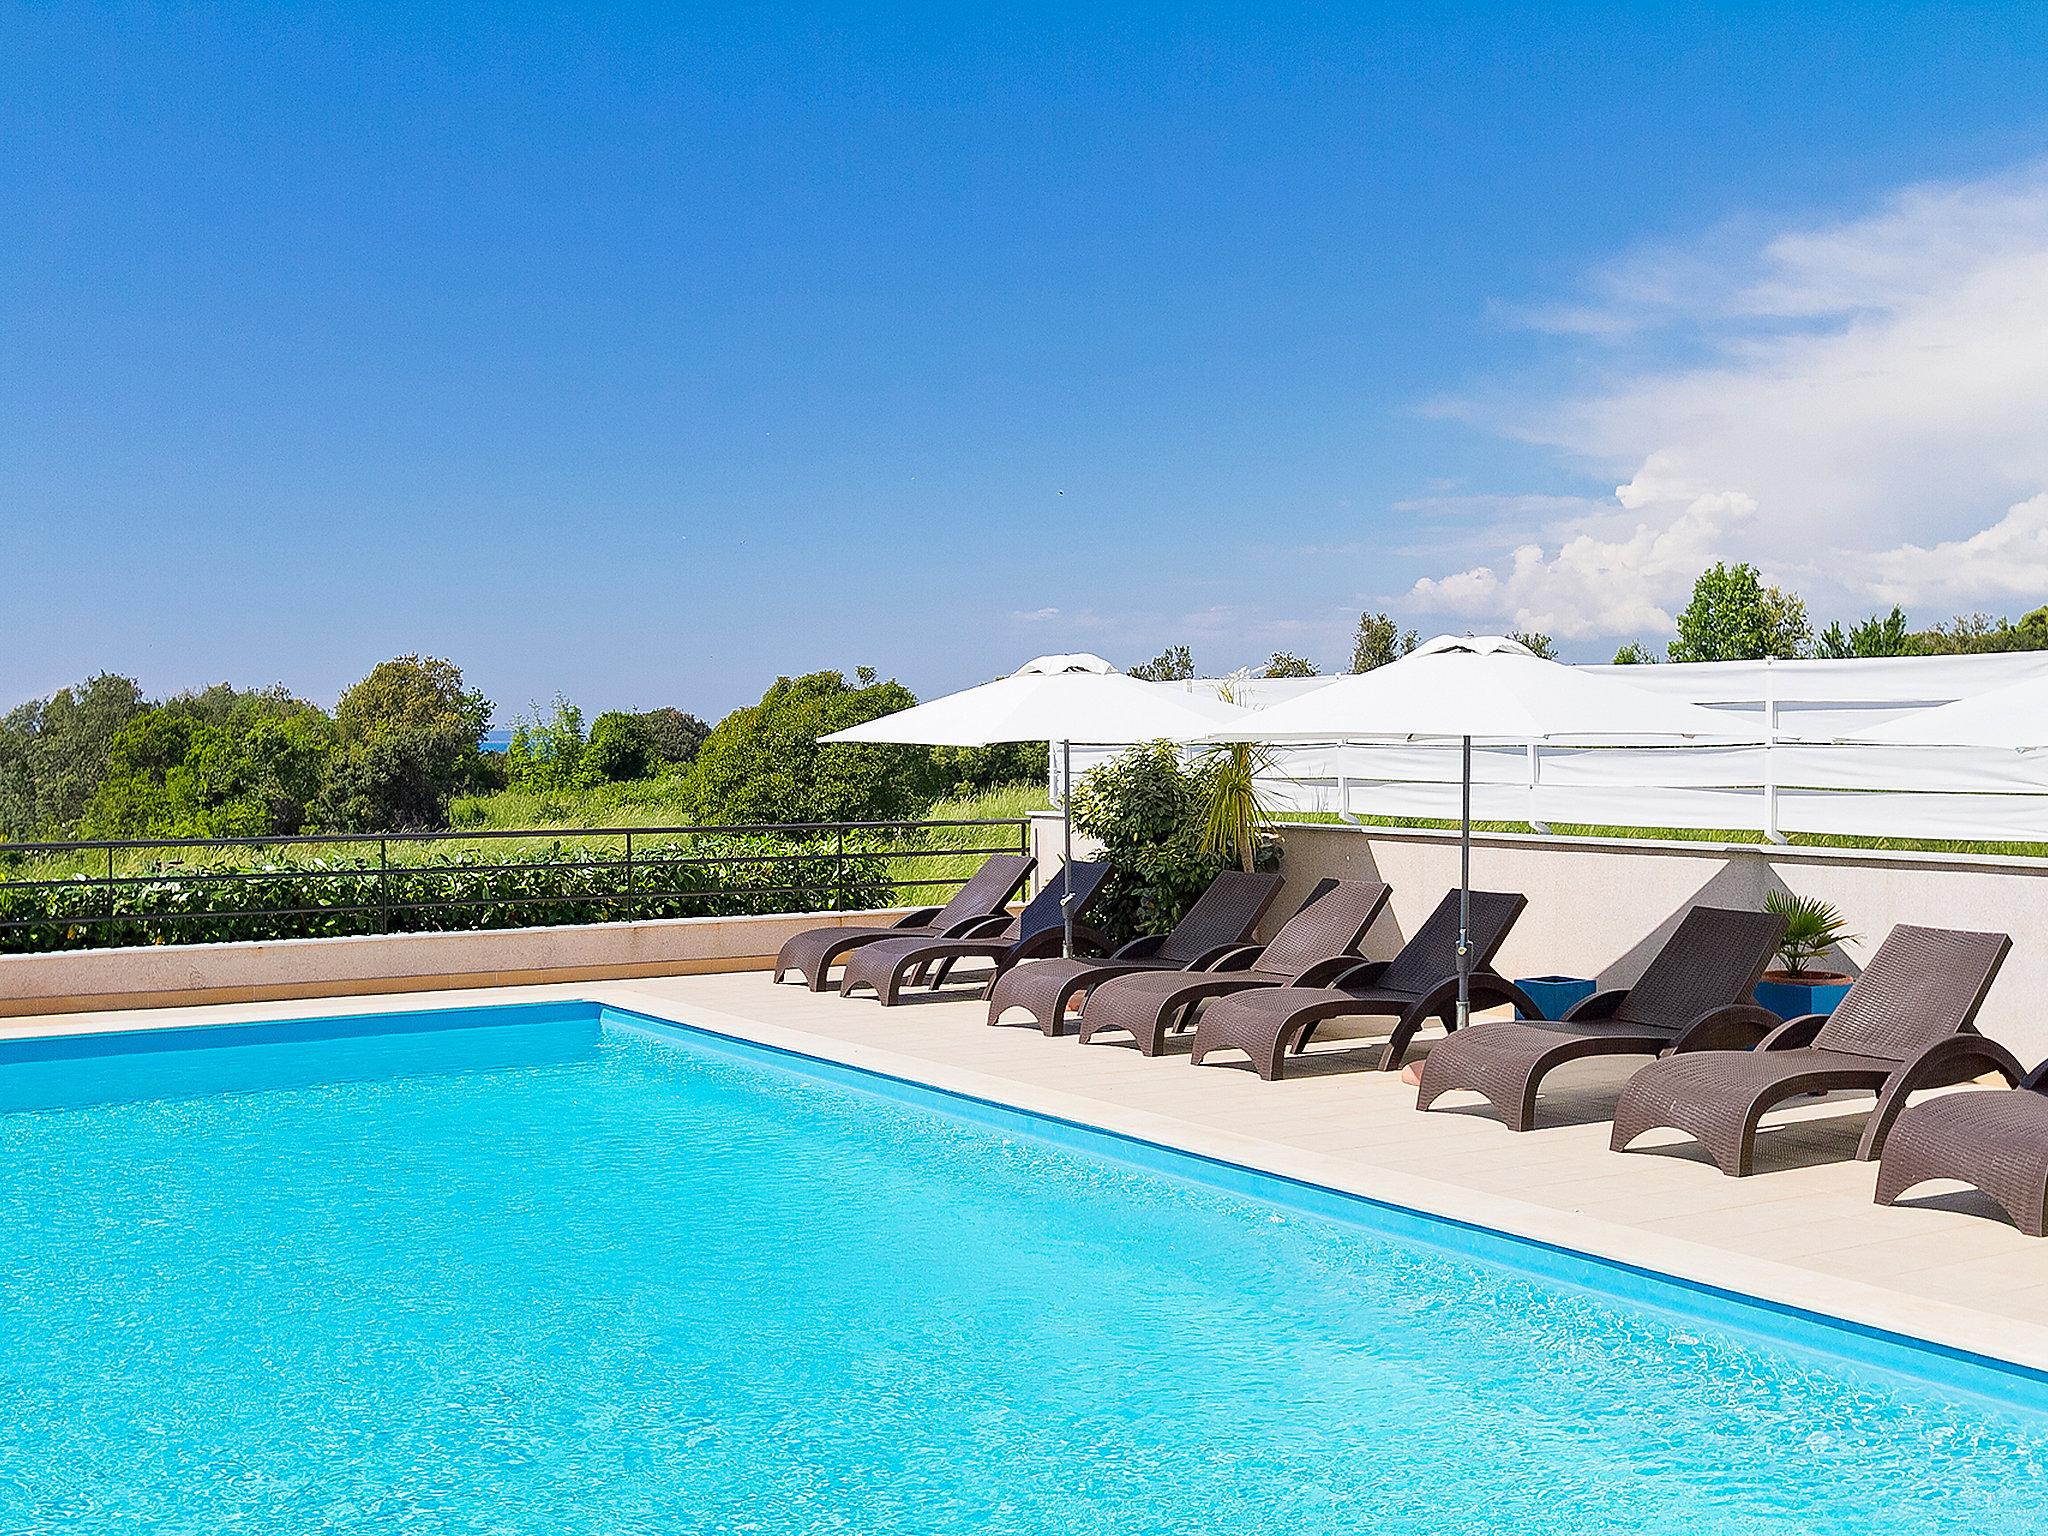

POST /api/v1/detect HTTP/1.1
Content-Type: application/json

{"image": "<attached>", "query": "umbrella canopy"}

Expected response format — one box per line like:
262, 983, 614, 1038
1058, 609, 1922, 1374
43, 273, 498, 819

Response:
821, 655, 1242, 748
1855, 671, 2048, 750
1194, 634, 1747, 745
1191, 635, 1749, 1048
821, 655, 1245, 958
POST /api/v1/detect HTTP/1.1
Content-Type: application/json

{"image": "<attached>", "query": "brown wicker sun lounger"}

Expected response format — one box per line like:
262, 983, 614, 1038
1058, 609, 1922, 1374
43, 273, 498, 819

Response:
837, 861, 1110, 1005
1074, 879, 1392, 1056
983, 869, 1286, 1035
773, 853, 1035, 990
1875, 1051, 2048, 1235
1610, 923, 2012, 1177
1415, 904, 1787, 1130
1185, 889, 1530, 1079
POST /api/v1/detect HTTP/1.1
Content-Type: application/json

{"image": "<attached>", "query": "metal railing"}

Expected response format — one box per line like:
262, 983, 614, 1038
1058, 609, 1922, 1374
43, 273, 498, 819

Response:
0, 818, 1032, 953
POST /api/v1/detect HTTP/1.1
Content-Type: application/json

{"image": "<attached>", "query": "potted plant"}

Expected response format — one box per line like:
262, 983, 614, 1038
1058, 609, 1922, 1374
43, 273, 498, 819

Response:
1753, 891, 1858, 1019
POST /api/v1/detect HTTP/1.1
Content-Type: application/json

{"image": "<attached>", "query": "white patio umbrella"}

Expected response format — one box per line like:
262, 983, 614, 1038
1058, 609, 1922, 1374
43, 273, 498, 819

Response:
1193, 635, 1749, 1032
1855, 671, 2048, 750
821, 654, 1245, 956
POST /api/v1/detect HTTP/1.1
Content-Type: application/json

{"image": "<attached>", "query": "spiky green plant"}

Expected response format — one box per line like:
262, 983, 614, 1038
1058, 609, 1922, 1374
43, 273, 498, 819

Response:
1197, 677, 1276, 873
1763, 890, 1858, 976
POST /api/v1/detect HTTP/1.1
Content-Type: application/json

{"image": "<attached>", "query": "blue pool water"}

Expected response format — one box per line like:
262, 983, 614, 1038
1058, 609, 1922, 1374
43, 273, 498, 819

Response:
2, 1004, 2045, 1534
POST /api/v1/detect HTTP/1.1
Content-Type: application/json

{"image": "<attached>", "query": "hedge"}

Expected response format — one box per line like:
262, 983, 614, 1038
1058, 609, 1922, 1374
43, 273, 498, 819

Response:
0, 833, 893, 953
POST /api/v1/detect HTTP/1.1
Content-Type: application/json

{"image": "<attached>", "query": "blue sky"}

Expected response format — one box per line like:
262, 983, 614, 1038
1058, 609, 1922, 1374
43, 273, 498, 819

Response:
6, 4, 2048, 721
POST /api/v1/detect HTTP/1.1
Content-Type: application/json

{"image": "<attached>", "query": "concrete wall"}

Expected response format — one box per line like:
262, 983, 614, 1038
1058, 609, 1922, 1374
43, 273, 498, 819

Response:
1030, 811, 2048, 1060
0, 908, 917, 1020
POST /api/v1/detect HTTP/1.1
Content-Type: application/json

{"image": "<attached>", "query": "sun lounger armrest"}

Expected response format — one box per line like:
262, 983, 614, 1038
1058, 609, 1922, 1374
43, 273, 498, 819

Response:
893, 907, 945, 929
1857, 1035, 2031, 1162
1188, 943, 1254, 971
1560, 988, 1629, 1023
1328, 958, 1391, 989
1470, 971, 1540, 1019
1758, 1014, 1828, 1051
1296, 955, 1371, 988
947, 913, 1016, 940
1204, 944, 1267, 972
1667, 1003, 1783, 1055
1008, 926, 1113, 965
2022, 1059, 2048, 1093
1111, 933, 1170, 960
1382, 971, 1535, 1025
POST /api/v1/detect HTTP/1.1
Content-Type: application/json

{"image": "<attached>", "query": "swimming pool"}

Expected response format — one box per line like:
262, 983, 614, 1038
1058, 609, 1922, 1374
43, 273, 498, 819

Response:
1, 1001, 2043, 1534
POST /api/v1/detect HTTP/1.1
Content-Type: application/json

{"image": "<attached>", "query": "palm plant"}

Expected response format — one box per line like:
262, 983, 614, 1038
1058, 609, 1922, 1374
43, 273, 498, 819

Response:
1197, 675, 1276, 873
1762, 890, 1858, 977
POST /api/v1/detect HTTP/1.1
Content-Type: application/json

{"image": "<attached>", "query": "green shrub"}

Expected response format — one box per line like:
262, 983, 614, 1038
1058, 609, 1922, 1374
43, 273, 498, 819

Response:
1069, 742, 1275, 943
585, 711, 657, 783
640, 707, 710, 767
504, 696, 588, 791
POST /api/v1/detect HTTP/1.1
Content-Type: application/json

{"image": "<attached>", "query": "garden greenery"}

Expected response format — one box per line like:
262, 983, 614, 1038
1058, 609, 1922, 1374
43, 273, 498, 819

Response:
1070, 741, 1277, 943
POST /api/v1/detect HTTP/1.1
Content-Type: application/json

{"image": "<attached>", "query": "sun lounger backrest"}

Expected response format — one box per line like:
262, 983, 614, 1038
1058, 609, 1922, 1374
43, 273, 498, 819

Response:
1015, 860, 1110, 943
1253, 879, 1389, 980
1156, 870, 1286, 964
1813, 924, 2012, 1060
1379, 890, 1526, 995
931, 854, 1035, 929
1613, 906, 1787, 1028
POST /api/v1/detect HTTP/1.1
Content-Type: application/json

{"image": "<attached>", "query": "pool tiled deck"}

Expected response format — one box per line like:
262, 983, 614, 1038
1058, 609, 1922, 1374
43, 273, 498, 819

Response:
9, 970, 2047, 1372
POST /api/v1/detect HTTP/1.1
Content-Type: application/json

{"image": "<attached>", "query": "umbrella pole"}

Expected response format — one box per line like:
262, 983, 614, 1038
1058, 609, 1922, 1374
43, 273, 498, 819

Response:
1061, 739, 1075, 959
1457, 733, 1471, 1033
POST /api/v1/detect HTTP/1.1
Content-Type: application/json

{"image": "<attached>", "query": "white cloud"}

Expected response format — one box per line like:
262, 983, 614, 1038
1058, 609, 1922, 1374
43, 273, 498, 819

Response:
1410, 474, 1758, 638
1868, 493, 2048, 603
1009, 606, 1061, 622
1421, 161, 2048, 635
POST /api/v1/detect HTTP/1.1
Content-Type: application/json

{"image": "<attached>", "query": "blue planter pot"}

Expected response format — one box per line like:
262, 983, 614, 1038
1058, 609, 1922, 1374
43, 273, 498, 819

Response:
1753, 974, 1853, 1021
1514, 975, 1598, 1021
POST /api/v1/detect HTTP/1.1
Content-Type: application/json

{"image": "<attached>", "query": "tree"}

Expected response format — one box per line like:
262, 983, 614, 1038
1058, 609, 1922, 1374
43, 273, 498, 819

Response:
1260, 651, 1319, 677
1912, 606, 2048, 654
505, 696, 588, 791
682, 670, 940, 824
316, 656, 491, 831
639, 707, 710, 768
927, 741, 1047, 798
1128, 646, 1195, 682
1611, 641, 1656, 665
1507, 631, 1558, 660
1667, 563, 1812, 662
81, 705, 330, 838
1350, 612, 1417, 672
0, 673, 146, 838
1817, 606, 1916, 659
584, 710, 658, 783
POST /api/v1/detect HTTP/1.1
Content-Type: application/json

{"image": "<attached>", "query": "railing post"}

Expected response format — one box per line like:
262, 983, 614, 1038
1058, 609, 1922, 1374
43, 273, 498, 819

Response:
1763, 656, 1788, 845
106, 845, 116, 935
834, 826, 845, 910
379, 838, 391, 932
624, 830, 634, 918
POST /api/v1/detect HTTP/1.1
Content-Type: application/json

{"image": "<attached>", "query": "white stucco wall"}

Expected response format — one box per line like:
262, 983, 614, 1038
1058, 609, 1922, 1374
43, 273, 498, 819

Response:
0, 907, 913, 1019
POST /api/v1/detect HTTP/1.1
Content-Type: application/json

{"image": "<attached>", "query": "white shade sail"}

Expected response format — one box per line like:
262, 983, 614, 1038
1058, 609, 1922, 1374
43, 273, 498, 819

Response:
819, 655, 1243, 747
1858, 672, 2048, 750
1194, 635, 1753, 745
